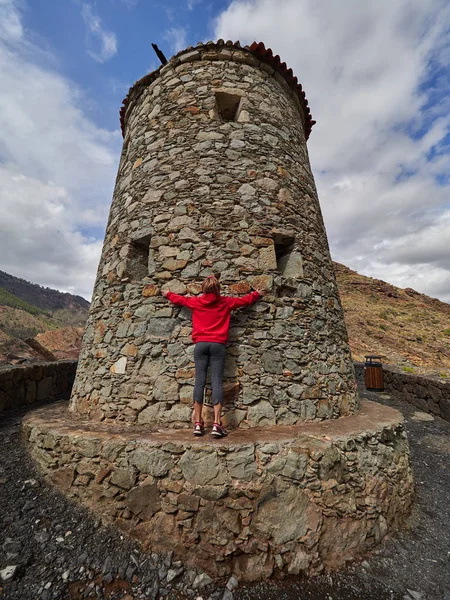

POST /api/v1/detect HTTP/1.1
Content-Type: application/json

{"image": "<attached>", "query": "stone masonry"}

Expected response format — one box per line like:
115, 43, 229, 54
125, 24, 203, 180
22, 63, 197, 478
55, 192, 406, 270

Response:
24, 400, 414, 581
69, 40, 358, 427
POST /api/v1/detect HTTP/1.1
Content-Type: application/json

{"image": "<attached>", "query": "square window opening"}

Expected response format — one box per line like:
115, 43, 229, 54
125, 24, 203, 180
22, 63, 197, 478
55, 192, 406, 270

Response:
126, 234, 152, 280
215, 92, 243, 122
273, 233, 304, 279
273, 233, 295, 265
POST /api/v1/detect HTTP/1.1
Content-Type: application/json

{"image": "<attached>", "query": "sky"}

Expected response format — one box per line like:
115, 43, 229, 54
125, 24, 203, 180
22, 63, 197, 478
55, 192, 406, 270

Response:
0, 0, 449, 302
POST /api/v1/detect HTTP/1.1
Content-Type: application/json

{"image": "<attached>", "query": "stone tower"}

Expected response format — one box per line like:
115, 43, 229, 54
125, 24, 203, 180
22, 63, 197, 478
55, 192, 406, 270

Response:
27, 41, 413, 582
69, 40, 358, 427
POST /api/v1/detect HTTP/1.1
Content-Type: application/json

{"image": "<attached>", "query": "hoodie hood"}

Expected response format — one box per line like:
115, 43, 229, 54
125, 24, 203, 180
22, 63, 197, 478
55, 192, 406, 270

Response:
197, 293, 221, 305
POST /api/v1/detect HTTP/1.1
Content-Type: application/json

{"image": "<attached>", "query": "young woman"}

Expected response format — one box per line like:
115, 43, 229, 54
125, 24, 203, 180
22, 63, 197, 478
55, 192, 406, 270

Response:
163, 275, 264, 437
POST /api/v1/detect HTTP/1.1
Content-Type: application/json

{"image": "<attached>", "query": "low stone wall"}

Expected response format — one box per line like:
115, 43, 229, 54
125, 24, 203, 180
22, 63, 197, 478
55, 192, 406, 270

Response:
0, 360, 78, 413
24, 400, 414, 581
354, 362, 450, 422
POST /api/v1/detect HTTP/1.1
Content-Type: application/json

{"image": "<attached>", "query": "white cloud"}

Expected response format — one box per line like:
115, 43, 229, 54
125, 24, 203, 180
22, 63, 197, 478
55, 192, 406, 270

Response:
187, 0, 202, 10
0, 0, 121, 299
164, 26, 187, 55
214, 0, 450, 302
81, 3, 117, 63
0, 0, 22, 42
0, 165, 103, 298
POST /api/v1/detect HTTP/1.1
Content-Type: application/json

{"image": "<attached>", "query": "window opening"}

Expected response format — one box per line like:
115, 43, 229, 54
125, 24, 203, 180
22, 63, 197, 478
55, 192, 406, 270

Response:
273, 232, 303, 278
125, 233, 153, 280
273, 233, 295, 265
215, 92, 242, 121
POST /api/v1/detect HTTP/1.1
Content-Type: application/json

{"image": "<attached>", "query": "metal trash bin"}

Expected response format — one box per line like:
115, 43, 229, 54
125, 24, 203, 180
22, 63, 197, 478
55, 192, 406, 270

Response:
364, 355, 384, 391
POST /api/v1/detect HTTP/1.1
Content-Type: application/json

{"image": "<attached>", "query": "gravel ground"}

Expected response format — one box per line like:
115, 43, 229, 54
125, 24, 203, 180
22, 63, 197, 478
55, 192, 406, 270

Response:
0, 387, 449, 600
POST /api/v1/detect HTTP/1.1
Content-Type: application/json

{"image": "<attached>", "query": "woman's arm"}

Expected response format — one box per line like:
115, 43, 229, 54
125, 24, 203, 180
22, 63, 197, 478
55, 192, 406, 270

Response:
225, 290, 262, 311
163, 290, 198, 309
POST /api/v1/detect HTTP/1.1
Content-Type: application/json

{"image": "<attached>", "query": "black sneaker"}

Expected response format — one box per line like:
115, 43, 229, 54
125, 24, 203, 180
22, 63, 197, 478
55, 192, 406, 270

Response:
193, 421, 205, 436
211, 422, 227, 438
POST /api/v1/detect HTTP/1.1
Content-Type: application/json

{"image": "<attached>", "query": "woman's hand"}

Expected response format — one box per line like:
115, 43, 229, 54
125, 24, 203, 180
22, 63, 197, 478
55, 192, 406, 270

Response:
256, 288, 268, 296
162, 289, 170, 298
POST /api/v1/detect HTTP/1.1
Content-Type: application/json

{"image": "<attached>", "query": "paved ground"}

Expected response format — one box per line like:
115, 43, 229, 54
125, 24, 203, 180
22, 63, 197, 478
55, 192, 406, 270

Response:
0, 387, 449, 600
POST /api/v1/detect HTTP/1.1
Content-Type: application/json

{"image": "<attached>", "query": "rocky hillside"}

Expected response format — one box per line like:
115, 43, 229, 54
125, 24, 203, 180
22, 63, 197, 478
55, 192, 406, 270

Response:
0, 271, 89, 317
334, 262, 450, 375
0, 271, 89, 366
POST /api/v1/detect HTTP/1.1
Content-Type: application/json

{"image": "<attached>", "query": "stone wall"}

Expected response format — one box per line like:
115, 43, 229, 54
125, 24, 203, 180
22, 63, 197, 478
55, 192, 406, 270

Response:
70, 41, 358, 426
0, 361, 77, 413
24, 400, 414, 581
354, 362, 450, 422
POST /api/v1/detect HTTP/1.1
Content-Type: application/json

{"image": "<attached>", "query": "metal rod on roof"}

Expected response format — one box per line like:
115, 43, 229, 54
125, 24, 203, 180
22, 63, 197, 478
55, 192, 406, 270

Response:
151, 43, 168, 65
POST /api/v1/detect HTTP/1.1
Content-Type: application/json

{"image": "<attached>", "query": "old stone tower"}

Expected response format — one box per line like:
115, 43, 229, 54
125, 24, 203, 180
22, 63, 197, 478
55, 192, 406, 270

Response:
27, 41, 413, 581
69, 40, 358, 427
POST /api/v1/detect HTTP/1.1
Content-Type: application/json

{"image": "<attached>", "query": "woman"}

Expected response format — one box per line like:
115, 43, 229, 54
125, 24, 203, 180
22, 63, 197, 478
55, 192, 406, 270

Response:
163, 275, 264, 437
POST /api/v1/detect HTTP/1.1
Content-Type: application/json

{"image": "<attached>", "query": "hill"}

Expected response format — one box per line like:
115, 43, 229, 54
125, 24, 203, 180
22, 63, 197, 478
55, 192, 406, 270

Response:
334, 262, 450, 375
0, 270, 89, 326
0, 271, 89, 365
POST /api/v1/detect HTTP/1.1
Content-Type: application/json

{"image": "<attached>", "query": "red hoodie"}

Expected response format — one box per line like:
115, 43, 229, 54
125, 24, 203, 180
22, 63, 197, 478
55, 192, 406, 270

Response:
166, 291, 261, 344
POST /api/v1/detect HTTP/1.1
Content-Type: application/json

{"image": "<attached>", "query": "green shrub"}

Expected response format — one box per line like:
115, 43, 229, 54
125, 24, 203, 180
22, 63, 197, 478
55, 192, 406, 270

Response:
402, 366, 415, 373
443, 329, 450, 336
0, 288, 48, 317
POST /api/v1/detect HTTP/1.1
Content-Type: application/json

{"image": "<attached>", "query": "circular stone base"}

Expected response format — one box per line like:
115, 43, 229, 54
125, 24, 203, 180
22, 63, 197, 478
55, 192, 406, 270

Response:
23, 400, 414, 582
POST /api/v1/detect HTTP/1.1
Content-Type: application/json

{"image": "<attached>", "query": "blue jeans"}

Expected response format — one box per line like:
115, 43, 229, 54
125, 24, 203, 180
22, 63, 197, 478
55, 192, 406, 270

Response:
193, 342, 226, 406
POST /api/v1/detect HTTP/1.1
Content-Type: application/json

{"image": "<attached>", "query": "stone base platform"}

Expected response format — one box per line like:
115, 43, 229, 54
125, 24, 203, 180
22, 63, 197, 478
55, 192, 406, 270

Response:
23, 400, 414, 582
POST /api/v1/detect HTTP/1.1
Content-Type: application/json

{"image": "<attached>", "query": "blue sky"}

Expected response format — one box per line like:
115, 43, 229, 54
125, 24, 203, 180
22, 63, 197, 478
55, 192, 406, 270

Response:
24, 0, 227, 130
0, 0, 449, 302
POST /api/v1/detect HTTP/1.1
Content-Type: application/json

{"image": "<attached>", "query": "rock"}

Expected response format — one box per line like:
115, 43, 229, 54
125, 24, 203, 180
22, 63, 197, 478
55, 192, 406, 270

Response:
287, 548, 311, 574
110, 468, 136, 490
137, 403, 166, 424
281, 451, 308, 480
195, 486, 228, 501
252, 480, 321, 544
237, 183, 256, 196
102, 556, 113, 575
142, 284, 159, 297
129, 447, 173, 476
177, 494, 200, 512
261, 351, 283, 374
166, 566, 184, 582
225, 446, 257, 481
278, 251, 303, 277
126, 481, 161, 520
258, 246, 277, 271
110, 357, 127, 374
193, 572, 213, 589
222, 590, 233, 600
142, 189, 164, 204
405, 592, 424, 600
247, 401, 276, 426
74, 438, 101, 458
178, 449, 225, 486
0, 565, 19, 583
147, 318, 176, 339
251, 274, 273, 291
411, 411, 434, 422
226, 575, 239, 591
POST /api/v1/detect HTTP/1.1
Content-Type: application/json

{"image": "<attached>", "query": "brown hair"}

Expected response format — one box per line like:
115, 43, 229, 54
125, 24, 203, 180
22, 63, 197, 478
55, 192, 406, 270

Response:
202, 275, 220, 295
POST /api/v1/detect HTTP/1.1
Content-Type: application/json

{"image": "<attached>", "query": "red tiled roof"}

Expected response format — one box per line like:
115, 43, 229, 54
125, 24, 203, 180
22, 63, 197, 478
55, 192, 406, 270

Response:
248, 41, 315, 140
120, 40, 315, 140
